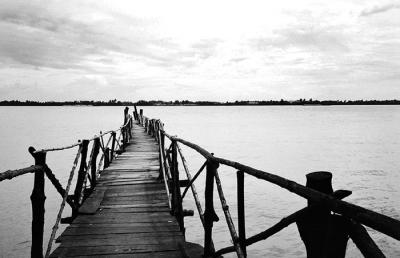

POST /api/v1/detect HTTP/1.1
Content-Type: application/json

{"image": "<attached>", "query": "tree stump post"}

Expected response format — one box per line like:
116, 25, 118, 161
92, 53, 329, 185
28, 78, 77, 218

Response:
29, 147, 46, 258
297, 171, 349, 258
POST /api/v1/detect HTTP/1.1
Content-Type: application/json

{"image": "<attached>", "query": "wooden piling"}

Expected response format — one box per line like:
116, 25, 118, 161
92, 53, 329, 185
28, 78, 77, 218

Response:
110, 131, 116, 161
29, 147, 46, 258
90, 138, 101, 188
133, 105, 138, 121
123, 107, 129, 124
73, 140, 89, 209
104, 147, 110, 168
297, 171, 348, 258
237, 170, 246, 257
204, 160, 219, 257
171, 140, 184, 232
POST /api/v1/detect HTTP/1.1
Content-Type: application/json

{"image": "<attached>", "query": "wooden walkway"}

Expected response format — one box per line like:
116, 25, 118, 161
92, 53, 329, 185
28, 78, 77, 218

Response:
51, 123, 202, 257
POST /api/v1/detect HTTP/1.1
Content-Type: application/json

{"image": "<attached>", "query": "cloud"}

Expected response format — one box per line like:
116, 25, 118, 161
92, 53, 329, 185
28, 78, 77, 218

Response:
0, 1, 400, 101
360, 3, 400, 17
0, 0, 208, 71
254, 25, 349, 55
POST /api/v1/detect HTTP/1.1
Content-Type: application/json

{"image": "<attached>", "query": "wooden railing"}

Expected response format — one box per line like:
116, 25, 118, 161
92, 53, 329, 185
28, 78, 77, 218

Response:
136, 108, 400, 258
2, 107, 399, 258
0, 107, 133, 258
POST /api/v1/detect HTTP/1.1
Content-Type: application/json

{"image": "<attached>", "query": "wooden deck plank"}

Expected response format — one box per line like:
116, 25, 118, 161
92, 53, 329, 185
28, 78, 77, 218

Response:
60, 225, 180, 237
51, 122, 202, 257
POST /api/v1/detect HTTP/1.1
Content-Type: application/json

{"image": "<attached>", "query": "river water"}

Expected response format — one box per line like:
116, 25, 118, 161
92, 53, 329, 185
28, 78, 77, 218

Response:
0, 106, 399, 257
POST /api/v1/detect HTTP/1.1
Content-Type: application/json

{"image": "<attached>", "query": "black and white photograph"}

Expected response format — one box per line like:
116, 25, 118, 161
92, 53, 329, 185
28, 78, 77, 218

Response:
0, 1, 399, 257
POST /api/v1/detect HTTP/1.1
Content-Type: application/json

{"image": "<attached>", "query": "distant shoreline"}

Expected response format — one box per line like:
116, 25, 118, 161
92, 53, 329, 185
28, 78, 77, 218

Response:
0, 99, 400, 106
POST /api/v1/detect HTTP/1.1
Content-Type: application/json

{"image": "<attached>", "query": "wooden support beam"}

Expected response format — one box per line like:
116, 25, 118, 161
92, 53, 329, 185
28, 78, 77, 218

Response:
347, 219, 385, 258
42, 166, 75, 210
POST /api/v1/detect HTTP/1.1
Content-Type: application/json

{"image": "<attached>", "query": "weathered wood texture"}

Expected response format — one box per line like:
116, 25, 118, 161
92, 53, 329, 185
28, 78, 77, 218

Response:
51, 123, 202, 257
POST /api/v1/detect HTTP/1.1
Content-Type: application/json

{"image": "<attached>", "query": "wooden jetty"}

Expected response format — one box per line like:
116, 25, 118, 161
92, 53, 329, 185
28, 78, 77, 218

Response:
51, 123, 201, 257
1, 107, 400, 258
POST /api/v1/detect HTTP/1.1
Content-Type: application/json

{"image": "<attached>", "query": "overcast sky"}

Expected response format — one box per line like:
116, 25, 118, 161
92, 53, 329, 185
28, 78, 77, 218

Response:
0, 0, 399, 101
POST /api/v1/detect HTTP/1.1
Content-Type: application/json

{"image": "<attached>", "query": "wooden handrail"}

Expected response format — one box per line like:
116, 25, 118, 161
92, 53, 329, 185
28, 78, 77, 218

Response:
0, 165, 43, 182
161, 133, 400, 241
214, 190, 352, 257
139, 109, 400, 258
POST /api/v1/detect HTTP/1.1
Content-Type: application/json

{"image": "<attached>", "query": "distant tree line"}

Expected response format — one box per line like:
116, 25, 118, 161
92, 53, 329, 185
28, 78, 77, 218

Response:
1, 99, 400, 106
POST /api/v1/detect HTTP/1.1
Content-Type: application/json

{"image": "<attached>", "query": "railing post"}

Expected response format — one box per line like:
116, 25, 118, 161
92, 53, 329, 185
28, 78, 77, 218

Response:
91, 138, 101, 188
128, 116, 133, 139
171, 140, 184, 232
204, 159, 219, 257
73, 140, 89, 212
139, 109, 143, 125
297, 171, 348, 258
133, 105, 139, 121
148, 120, 152, 135
104, 147, 110, 168
237, 170, 246, 257
123, 106, 129, 124
157, 123, 164, 180
29, 147, 46, 258
110, 131, 116, 161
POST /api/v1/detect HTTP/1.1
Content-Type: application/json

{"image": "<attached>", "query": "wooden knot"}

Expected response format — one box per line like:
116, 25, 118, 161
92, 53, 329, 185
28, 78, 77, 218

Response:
28, 146, 36, 155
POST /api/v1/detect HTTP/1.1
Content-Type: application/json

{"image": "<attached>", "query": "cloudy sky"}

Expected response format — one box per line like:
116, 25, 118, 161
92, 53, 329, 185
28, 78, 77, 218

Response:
0, 0, 399, 101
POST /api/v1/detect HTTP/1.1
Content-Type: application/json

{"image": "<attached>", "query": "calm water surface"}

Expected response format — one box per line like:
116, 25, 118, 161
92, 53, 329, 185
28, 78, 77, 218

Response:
0, 106, 399, 257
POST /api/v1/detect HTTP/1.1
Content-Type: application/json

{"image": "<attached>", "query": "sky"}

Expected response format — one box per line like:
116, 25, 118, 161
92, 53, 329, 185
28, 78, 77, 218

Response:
0, 0, 399, 101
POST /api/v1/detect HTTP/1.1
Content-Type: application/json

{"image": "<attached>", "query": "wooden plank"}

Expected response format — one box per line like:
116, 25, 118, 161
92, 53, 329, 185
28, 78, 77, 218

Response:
98, 207, 170, 213
78, 188, 106, 214
57, 233, 184, 245
72, 213, 173, 224
62, 251, 190, 258
68, 222, 179, 228
51, 244, 183, 257
104, 190, 166, 197
60, 225, 180, 237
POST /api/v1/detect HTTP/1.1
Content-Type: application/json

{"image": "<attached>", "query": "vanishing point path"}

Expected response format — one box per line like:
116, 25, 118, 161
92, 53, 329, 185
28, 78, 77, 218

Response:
51, 123, 202, 257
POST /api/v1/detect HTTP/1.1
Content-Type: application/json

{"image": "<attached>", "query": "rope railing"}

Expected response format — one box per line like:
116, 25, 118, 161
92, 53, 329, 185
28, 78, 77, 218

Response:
136, 108, 400, 258
33, 117, 132, 154
0, 107, 134, 258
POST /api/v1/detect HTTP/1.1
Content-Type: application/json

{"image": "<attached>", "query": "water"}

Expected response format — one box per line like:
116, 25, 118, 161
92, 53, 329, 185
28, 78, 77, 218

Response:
0, 106, 399, 257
